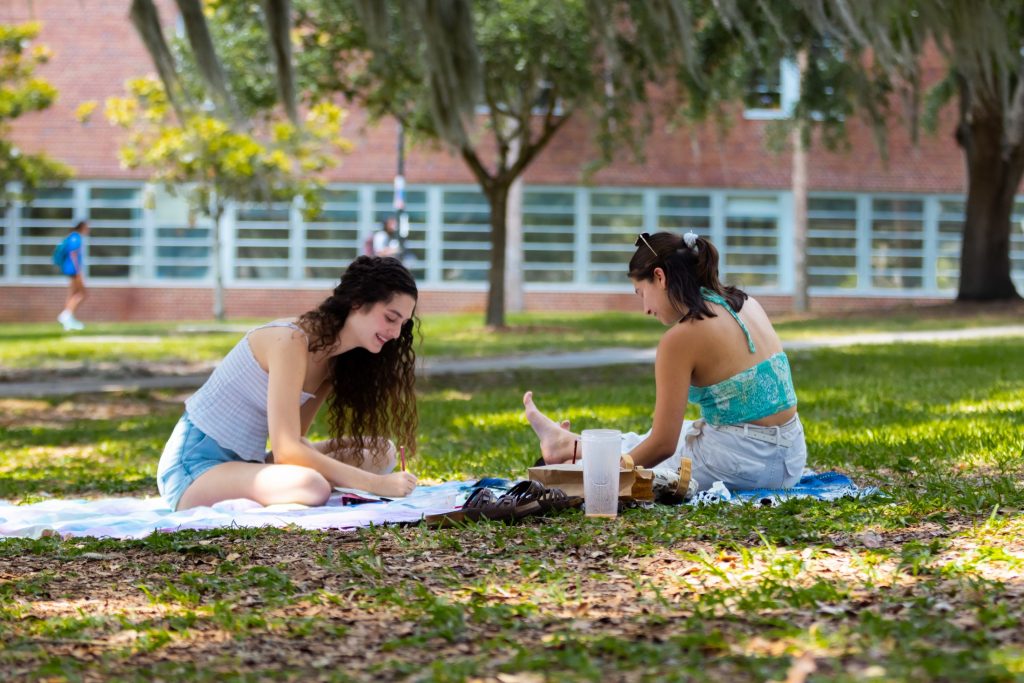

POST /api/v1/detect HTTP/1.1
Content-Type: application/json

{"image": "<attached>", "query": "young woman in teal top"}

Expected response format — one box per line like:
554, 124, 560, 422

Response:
524, 230, 807, 492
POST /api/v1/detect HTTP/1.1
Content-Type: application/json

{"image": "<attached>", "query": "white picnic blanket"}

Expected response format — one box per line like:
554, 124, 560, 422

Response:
0, 481, 471, 540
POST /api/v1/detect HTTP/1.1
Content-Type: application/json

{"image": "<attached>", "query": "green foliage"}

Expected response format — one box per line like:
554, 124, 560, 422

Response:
99, 0, 354, 225
172, 0, 283, 118
104, 76, 350, 220
293, 0, 676, 167
0, 22, 72, 196
675, 3, 895, 156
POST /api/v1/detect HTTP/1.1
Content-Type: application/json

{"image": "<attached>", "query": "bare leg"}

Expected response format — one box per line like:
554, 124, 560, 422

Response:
176, 461, 332, 510
65, 275, 87, 316
523, 391, 579, 464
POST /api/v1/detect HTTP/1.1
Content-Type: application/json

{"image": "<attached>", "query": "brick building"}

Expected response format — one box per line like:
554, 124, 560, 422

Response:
1, 0, 1022, 322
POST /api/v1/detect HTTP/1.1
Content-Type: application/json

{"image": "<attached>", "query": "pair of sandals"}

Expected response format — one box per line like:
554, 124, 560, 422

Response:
424, 480, 582, 527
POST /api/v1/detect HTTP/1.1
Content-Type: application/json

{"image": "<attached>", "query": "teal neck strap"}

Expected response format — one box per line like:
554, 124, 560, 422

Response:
700, 287, 755, 353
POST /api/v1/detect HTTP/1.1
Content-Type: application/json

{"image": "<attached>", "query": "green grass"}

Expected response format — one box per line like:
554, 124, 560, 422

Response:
0, 320, 248, 369
0, 313, 664, 369
2, 303, 1024, 681
0, 303, 1021, 370
1, 332, 1023, 680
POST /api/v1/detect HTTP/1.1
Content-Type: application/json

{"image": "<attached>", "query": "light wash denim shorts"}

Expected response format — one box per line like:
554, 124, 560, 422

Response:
157, 412, 244, 510
627, 414, 808, 492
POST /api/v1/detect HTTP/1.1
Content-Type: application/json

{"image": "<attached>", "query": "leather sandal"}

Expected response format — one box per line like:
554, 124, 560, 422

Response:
501, 480, 582, 516
497, 480, 545, 519
538, 486, 583, 512
423, 487, 498, 527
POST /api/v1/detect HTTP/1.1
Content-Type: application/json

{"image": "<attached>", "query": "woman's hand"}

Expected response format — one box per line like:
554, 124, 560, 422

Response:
371, 471, 418, 498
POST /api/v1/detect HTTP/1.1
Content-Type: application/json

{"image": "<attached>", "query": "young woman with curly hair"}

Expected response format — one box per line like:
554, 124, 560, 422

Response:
157, 256, 420, 510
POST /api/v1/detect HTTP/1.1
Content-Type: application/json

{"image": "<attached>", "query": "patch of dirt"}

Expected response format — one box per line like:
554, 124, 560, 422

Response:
484, 324, 578, 334
0, 360, 216, 385
0, 393, 185, 428
4, 516, 1024, 681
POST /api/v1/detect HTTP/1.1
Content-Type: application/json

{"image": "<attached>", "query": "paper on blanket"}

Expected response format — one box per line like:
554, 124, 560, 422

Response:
332, 487, 388, 503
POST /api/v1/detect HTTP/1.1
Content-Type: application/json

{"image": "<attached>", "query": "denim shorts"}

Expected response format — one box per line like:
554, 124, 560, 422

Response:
157, 412, 244, 510
627, 414, 808, 492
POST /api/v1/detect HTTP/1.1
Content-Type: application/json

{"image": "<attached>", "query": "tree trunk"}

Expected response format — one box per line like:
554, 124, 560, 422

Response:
211, 205, 226, 321
791, 49, 809, 313
956, 109, 1024, 301
485, 184, 510, 328
505, 135, 525, 314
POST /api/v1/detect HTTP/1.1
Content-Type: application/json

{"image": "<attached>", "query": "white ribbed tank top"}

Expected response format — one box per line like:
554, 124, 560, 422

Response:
184, 321, 317, 461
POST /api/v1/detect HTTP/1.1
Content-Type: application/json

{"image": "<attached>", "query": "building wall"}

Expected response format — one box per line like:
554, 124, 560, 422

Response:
6, 0, 970, 194
2, 1, 1020, 325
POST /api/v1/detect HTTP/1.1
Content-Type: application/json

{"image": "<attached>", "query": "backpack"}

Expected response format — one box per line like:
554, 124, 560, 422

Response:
52, 235, 70, 267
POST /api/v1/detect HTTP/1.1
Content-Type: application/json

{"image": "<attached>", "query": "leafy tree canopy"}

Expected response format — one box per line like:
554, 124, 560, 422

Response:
0, 22, 72, 197
102, 1, 351, 221
105, 76, 349, 219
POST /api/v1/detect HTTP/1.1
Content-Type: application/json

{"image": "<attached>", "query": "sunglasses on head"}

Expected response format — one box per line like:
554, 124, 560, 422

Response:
634, 232, 658, 257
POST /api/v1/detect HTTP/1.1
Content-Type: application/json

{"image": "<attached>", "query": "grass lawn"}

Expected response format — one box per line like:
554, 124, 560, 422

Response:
0, 299, 1022, 372
1, 333, 1022, 681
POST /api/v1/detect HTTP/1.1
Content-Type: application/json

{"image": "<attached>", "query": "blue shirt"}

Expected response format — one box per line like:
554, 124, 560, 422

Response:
61, 232, 83, 276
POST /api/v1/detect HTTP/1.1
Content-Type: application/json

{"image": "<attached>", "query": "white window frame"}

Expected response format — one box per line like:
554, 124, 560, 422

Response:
743, 58, 800, 121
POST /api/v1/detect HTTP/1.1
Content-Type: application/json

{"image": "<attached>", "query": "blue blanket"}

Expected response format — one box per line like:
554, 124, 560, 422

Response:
690, 470, 882, 507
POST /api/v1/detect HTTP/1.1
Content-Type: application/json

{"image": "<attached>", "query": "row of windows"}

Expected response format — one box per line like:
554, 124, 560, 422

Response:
1, 182, 1023, 294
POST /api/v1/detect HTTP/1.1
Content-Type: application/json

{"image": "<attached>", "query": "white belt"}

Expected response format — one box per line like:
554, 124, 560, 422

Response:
712, 423, 794, 448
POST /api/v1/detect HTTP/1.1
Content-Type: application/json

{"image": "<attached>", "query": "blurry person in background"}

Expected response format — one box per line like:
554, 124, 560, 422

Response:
57, 220, 89, 331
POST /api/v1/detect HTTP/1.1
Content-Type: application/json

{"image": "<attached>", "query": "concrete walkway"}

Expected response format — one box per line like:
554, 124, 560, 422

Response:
2, 325, 1022, 399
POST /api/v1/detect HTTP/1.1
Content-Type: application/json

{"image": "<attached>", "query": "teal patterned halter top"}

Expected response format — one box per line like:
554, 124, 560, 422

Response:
687, 288, 797, 425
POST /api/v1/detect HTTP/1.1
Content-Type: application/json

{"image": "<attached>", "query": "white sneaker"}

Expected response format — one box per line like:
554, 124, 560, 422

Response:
67, 316, 85, 331
57, 310, 73, 331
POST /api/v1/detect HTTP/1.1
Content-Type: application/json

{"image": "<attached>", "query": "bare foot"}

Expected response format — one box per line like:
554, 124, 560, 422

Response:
523, 391, 578, 464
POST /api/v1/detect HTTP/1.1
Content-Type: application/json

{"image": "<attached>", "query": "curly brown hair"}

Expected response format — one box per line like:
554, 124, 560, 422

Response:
297, 256, 419, 463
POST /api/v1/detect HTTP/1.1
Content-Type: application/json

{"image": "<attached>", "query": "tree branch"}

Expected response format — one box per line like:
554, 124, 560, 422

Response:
484, 84, 511, 172
460, 147, 494, 194
1005, 57, 1024, 152
411, 0, 480, 148
954, 70, 972, 150
262, 0, 299, 125
129, 0, 190, 121
508, 108, 572, 181
175, 0, 244, 125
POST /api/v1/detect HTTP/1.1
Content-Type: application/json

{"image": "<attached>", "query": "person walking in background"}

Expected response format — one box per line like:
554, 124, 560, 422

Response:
370, 216, 404, 261
57, 220, 89, 331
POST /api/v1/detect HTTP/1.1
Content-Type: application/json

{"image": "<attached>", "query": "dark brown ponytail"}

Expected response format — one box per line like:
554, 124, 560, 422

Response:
627, 232, 747, 322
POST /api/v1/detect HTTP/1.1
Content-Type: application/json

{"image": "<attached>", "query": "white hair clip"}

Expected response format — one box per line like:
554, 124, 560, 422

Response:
682, 231, 699, 254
